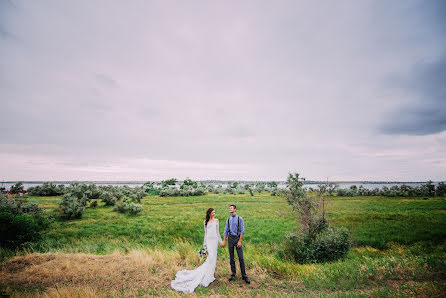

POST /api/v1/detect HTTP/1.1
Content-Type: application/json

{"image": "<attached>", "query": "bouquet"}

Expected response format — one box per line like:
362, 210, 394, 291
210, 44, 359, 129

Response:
198, 247, 208, 257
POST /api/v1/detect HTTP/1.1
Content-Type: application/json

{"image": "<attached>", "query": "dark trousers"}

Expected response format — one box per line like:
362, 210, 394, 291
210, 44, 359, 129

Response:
228, 235, 247, 278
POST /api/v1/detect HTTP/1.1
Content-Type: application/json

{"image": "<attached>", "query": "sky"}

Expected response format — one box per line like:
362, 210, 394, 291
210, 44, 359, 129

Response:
1, 0, 445, 181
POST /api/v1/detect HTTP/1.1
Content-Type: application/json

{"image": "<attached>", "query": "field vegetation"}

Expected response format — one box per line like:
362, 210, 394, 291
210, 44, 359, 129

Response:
0, 179, 445, 297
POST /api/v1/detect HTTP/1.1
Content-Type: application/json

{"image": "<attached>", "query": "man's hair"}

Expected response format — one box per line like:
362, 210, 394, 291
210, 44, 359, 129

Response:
229, 204, 236, 209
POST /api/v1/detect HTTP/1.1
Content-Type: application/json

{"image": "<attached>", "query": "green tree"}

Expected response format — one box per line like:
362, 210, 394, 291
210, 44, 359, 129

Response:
162, 178, 177, 187
284, 172, 349, 264
181, 178, 198, 189
10, 182, 24, 194
326, 182, 338, 196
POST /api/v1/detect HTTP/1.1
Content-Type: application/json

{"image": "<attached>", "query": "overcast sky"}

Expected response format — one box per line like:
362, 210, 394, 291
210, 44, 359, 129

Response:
1, 0, 445, 181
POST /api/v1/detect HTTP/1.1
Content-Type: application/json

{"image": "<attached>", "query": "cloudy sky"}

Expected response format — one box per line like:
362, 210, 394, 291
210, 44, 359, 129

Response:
1, 0, 445, 181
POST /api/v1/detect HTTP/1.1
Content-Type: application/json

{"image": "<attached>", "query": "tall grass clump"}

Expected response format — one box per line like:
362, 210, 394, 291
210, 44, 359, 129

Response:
283, 173, 350, 264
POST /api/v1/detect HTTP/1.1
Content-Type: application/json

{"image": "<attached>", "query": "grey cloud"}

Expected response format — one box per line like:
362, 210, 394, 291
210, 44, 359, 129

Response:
380, 57, 446, 135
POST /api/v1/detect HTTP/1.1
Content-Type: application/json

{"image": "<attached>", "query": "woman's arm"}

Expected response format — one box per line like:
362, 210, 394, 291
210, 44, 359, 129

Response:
216, 219, 223, 243
203, 221, 207, 247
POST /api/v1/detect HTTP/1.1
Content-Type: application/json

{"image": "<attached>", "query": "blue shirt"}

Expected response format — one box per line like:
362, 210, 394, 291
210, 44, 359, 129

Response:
223, 214, 245, 236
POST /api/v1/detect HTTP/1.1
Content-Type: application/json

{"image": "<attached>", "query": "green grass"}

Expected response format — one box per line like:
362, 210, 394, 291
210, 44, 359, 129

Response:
1, 193, 445, 296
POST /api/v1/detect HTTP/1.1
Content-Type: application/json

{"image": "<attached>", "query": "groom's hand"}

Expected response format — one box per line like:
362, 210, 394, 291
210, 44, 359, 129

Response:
237, 241, 242, 248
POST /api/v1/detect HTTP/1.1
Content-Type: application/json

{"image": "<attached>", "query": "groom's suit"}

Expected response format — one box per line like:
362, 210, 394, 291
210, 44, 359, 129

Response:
224, 214, 247, 278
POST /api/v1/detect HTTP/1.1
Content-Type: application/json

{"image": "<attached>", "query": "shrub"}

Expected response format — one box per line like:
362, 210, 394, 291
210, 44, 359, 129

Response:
284, 226, 350, 264
214, 185, 223, 194
85, 183, 102, 200
236, 187, 245, 194
0, 195, 48, 248
436, 182, 446, 197
113, 201, 129, 213
181, 178, 198, 189
144, 181, 160, 195
161, 178, 177, 187
101, 190, 121, 206
59, 194, 85, 220
0, 195, 44, 217
129, 187, 146, 202
9, 182, 24, 194
113, 200, 143, 215
58, 183, 90, 220
255, 182, 266, 193
127, 202, 143, 215
224, 185, 235, 194
336, 181, 444, 197
89, 200, 98, 208
270, 187, 279, 196
159, 187, 180, 197
159, 186, 206, 197
27, 182, 65, 196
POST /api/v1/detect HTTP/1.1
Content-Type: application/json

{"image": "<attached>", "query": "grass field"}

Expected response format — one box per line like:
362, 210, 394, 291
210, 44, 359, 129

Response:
1, 193, 445, 297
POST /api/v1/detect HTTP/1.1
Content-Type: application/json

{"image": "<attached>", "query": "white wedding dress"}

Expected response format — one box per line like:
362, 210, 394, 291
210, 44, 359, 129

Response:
171, 220, 223, 293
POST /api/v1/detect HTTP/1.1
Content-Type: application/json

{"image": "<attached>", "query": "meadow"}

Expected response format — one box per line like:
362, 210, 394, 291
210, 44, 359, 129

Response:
1, 192, 445, 297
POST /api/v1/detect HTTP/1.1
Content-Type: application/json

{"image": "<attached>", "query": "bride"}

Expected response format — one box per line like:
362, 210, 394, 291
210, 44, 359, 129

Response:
171, 208, 223, 293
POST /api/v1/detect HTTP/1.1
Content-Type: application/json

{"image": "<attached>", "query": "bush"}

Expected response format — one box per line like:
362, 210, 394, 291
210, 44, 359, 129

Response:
144, 181, 160, 195
0, 195, 44, 216
270, 188, 279, 196
9, 182, 24, 194
0, 195, 48, 248
224, 185, 235, 194
159, 187, 180, 197
59, 194, 85, 219
113, 200, 143, 215
58, 183, 90, 220
284, 226, 350, 264
113, 201, 129, 213
159, 186, 206, 197
436, 182, 446, 197
89, 200, 98, 208
336, 181, 445, 197
128, 187, 146, 202
85, 184, 102, 200
101, 190, 121, 206
127, 202, 143, 215
180, 178, 198, 189
27, 182, 65, 196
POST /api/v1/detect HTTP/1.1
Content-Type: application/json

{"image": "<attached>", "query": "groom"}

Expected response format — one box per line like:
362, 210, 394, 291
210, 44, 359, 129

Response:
221, 204, 250, 284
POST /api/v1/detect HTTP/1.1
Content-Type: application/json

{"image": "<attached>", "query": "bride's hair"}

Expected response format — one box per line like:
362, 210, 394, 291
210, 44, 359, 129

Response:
205, 208, 214, 227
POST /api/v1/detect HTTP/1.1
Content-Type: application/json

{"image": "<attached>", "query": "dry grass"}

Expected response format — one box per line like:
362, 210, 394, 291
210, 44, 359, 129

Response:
1, 249, 444, 297
0, 249, 292, 297
0, 249, 182, 297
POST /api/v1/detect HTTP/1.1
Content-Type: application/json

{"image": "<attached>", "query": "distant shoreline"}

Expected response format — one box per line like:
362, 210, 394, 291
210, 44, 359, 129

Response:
0, 180, 437, 184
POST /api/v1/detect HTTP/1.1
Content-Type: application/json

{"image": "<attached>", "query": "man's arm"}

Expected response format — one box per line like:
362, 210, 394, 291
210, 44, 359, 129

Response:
221, 219, 229, 247
237, 217, 245, 248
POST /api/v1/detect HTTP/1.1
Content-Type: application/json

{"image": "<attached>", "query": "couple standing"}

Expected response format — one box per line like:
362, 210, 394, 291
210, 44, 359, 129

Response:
171, 204, 250, 293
